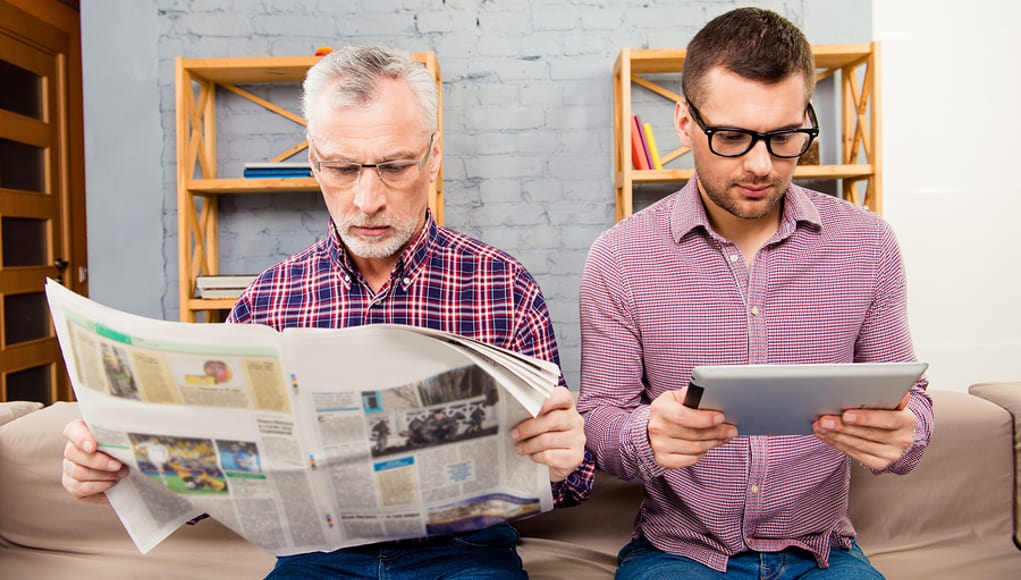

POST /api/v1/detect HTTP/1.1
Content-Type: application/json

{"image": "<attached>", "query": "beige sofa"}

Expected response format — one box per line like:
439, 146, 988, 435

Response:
2, 386, 1019, 579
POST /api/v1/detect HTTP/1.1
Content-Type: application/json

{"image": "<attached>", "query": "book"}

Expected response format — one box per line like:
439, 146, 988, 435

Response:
44, 279, 558, 555
642, 122, 663, 170
242, 161, 312, 179
195, 275, 257, 299
630, 115, 650, 170
634, 115, 653, 169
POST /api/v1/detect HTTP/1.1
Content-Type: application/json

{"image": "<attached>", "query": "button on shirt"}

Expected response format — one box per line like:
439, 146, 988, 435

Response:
578, 177, 933, 571
229, 213, 594, 508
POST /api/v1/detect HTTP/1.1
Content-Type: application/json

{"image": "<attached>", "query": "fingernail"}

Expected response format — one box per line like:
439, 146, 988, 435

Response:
83, 441, 94, 453
821, 418, 836, 430
713, 415, 724, 425
107, 459, 122, 471
844, 412, 859, 424
510, 428, 520, 441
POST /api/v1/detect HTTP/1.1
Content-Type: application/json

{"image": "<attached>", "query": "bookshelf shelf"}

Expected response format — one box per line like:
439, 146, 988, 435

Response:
613, 43, 881, 221
175, 53, 443, 322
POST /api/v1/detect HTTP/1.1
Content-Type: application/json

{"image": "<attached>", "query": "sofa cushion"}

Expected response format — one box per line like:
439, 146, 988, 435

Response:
0, 400, 43, 426
850, 390, 1020, 577
0, 402, 274, 579
969, 381, 1021, 549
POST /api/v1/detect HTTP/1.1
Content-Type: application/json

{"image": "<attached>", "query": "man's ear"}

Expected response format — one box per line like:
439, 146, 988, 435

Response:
674, 101, 694, 148
428, 134, 443, 183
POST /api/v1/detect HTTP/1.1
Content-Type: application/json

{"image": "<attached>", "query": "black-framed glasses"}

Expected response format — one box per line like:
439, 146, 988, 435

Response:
687, 101, 819, 158
310, 133, 435, 188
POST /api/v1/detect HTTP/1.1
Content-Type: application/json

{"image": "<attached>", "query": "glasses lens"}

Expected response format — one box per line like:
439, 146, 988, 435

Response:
319, 164, 362, 187
709, 130, 754, 156
768, 132, 812, 158
378, 161, 421, 185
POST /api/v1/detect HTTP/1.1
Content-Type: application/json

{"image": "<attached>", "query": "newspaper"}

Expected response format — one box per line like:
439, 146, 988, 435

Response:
45, 280, 558, 555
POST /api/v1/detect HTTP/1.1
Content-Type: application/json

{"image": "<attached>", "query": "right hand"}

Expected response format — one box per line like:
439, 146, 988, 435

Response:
647, 387, 738, 469
62, 418, 129, 503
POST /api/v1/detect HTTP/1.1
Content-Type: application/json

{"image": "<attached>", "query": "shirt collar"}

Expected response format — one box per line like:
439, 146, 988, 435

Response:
670, 174, 823, 243
327, 210, 438, 290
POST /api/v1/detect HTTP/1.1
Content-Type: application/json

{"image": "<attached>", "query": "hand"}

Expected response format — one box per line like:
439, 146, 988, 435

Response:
511, 387, 586, 482
813, 392, 916, 470
648, 388, 737, 469
62, 418, 129, 503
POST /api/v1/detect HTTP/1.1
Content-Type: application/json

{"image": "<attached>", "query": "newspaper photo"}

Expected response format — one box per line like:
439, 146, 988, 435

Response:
44, 280, 558, 555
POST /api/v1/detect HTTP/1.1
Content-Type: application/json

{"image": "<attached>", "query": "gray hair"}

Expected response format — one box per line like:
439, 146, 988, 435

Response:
302, 45, 438, 136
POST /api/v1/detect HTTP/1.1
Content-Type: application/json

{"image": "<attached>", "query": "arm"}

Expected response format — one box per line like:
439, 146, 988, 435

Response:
814, 221, 933, 473
507, 270, 593, 506
61, 418, 128, 503
576, 235, 733, 482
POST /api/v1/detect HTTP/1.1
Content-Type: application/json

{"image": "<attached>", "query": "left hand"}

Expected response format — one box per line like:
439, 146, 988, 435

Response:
511, 387, 586, 482
813, 392, 916, 470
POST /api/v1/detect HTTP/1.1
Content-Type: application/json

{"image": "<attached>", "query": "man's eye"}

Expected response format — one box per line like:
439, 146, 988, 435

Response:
326, 165, 362, 176
717, 131, 749, 144
380, 163, 415, 176
771, 133, 793, 145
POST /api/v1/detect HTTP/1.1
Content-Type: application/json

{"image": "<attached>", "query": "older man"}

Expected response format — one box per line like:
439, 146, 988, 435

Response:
63, 45, 593, 579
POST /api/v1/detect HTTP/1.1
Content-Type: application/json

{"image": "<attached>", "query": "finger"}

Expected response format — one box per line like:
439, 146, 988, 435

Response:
512, 391, 583, 443
63, 418, 98, 454
64, 439, 124, 473
525, 448, 586, 482
61, 457, 126, 502
842, 407, 914, 431
896, 391, 912, 411
537, 387, 574, 414
514, 426, 585, 458
815, 429, 907, 470
654, 389, 727, 431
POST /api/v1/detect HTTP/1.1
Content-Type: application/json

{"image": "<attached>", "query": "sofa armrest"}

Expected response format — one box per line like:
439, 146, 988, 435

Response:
969, 382, 1021, 549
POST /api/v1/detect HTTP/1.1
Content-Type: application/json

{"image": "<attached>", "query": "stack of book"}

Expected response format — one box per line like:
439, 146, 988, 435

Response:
195, 275, 257, 299
243, 162, 312, 179
630, 115, 663, 170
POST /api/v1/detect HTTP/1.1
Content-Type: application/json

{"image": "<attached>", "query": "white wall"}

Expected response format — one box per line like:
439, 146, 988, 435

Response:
874, 1, 1021, 391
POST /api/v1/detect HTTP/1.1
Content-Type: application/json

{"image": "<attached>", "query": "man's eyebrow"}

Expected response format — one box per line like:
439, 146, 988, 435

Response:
320, 148, 419, 163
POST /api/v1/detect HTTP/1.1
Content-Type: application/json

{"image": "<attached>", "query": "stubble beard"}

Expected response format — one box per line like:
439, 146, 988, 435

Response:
336, 212, 419, 259
703, 176, 786, 221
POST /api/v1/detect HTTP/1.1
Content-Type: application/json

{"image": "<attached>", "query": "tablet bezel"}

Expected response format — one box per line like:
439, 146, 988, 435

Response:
684, 362, 929, 436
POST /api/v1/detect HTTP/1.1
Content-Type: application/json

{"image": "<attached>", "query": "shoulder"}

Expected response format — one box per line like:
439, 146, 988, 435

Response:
797, 187, 890, 236
589, 194, 677, 267
432, 225, 538, 282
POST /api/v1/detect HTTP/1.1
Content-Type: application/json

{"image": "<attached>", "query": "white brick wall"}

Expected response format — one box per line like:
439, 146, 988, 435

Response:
83, 0, 871, 388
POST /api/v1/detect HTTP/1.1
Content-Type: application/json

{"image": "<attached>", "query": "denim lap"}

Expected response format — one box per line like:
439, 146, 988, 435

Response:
267, 524, 526, 580
615, 536, 883, 580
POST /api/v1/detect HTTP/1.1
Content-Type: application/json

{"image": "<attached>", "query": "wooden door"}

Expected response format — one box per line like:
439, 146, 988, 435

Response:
0, 0, 84, 403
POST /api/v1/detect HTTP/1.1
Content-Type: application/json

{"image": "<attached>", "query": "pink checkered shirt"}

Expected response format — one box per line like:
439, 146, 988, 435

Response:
578, 177, 932, 571
229, 212, 594, 508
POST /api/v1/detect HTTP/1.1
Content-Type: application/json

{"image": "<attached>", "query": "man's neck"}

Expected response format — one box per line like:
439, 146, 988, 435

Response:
702, 199, 782, 267
351, 254, 398, 294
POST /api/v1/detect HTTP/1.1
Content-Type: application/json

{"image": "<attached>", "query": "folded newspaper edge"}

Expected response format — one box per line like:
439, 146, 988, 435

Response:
44, 279, 559, 555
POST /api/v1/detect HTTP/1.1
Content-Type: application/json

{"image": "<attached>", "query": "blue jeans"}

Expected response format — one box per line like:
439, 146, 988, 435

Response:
266, 524, 526, 579
615, 536, 883, 580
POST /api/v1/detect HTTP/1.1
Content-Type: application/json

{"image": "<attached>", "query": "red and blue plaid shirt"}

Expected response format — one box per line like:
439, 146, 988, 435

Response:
229, 212, 594, 508
578, 177, 933, 571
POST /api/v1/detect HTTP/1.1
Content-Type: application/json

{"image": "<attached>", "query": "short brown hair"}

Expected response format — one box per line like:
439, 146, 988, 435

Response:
681, 7, 815, 107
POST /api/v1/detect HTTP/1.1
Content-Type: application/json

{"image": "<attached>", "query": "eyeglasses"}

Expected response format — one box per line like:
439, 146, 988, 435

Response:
310, 134, 434, 188
686, 101, 819, 158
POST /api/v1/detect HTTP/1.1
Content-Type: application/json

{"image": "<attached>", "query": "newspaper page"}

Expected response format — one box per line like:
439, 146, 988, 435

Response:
45, 280, 557, 555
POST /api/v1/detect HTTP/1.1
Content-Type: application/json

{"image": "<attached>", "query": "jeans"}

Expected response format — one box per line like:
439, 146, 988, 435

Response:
615, 535, 883, 580
266, 523, 527, 579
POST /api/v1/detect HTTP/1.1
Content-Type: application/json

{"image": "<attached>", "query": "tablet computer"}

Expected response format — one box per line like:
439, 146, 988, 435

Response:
683, 362, 929, 436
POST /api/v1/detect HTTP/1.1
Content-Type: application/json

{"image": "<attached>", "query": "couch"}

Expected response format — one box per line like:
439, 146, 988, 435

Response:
2, 385, 1019, 579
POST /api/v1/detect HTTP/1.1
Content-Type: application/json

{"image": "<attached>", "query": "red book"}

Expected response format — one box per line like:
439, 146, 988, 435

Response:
630, 115, 650, 170
634, 114, 653, 168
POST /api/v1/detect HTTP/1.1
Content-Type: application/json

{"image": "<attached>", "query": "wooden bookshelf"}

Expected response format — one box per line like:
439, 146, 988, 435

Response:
175, 54, 443, 322
614, 43, 882, 221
